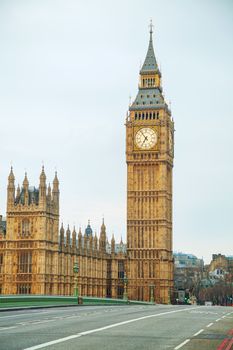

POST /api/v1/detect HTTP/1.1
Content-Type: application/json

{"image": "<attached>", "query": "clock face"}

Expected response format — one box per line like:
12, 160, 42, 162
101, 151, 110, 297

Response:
135, 128, 157, 150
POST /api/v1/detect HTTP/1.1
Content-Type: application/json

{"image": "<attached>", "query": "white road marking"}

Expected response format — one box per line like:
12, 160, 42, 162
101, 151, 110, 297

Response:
0, 311, 51, 319
193, 329, 204, 337
216, 318, 221, 322
207, 323, 213, 328
23, 307, 197, 350
31, 320, 55, 325
222, 315, 226, 318
0, 326, 17, 331
174, 339, 190, 350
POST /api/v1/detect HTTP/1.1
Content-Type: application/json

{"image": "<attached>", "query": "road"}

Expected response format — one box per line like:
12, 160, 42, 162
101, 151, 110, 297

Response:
0, 304, 233, 350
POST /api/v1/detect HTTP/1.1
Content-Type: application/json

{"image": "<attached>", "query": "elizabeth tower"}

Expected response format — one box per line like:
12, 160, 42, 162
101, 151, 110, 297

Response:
126, 25, 174, 303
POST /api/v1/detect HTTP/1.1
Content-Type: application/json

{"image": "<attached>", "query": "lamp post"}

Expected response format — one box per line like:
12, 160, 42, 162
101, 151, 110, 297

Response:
73, 261, 79, 298
123, 273, 128, 301
149, 285, 155, 303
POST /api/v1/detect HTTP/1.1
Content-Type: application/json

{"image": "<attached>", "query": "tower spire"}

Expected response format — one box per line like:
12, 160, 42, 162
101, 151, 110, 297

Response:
140, 20, 158, 75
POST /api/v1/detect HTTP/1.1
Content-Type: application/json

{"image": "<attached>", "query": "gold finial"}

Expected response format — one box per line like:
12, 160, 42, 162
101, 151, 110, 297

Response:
149, 19, 154, 34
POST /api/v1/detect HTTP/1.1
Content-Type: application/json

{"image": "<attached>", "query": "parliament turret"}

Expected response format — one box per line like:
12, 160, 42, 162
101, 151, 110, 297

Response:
7, 167, 15, 211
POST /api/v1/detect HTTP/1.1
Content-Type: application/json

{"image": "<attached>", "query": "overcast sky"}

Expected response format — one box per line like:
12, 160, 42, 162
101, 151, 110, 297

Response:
0, 0, 232, 263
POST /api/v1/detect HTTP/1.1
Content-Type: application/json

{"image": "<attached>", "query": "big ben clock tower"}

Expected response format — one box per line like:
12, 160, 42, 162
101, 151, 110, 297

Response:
126, 23, 174, 303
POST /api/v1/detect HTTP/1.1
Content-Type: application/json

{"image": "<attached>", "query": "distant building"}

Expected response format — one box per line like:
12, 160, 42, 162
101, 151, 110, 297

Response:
173, 252, 204, 302
174, 252, 203, 269
208, 254, 233, 282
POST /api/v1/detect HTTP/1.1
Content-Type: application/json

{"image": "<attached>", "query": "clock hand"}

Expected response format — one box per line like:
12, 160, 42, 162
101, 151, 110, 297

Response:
142, 137, 148, 145
140, 130, 146, 139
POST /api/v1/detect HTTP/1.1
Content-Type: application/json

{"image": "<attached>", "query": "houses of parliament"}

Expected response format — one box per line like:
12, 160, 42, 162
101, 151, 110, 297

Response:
0, 26, 174, 303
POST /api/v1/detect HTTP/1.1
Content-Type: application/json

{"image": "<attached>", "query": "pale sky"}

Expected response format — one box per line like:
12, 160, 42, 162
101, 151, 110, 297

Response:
0, 0, 232, 263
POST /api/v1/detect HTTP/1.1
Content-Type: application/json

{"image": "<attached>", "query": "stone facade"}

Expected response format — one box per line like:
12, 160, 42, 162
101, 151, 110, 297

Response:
0, 168, 126, 298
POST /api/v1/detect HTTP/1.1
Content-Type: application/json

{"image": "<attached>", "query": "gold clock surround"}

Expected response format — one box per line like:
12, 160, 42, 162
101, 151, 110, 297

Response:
134, 126, 159, 151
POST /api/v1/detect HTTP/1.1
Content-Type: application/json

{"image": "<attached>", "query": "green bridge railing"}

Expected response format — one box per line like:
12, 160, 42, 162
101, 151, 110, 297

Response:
0, 295, 153, 309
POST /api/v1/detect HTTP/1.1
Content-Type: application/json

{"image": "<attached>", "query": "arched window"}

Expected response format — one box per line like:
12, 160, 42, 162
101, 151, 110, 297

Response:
22, 219, 30, 237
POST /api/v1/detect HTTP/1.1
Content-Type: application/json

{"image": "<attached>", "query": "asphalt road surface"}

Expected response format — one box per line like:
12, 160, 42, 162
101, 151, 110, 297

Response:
0, 304, 233, 350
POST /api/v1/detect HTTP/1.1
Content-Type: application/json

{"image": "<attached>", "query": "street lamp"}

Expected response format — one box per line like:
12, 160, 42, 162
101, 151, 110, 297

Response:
123, 273, 128, 301
73, 261, 79, 298
149, 285, 155, 303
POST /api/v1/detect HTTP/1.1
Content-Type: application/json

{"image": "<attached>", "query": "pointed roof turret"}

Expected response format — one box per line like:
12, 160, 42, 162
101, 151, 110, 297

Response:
53, 171, 59, 191
66, 225, 71, 247
101, 218, 106, 233
60, 223, 64, 235
72, 226, 77, 248
60, 223, 65, 247
140, 20, 159, 74
78, 227, 82, 239
16, 184, 20, 198
85, 219, 93, 237
23, 172, 29, 189
111, 234, 115, 254
8, 166, 15, 183
39, 166, 46, 184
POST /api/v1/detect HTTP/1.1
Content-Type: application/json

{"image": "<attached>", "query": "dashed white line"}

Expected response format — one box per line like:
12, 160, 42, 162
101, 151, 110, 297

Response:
193, 329, 204, 337
216, 318, 221, 322
174, 339, 190, 350
207, 323, 213, 328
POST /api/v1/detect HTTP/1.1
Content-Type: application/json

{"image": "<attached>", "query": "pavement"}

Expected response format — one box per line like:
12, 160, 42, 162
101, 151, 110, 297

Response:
0, 304, 232, 350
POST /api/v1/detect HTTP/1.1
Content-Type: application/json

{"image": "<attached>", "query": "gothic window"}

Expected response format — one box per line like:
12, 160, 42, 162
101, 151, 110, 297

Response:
118, 260, 124, 279
18, 252, 32, 273
17, 284, 31, 294
22, 219, 30, 237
